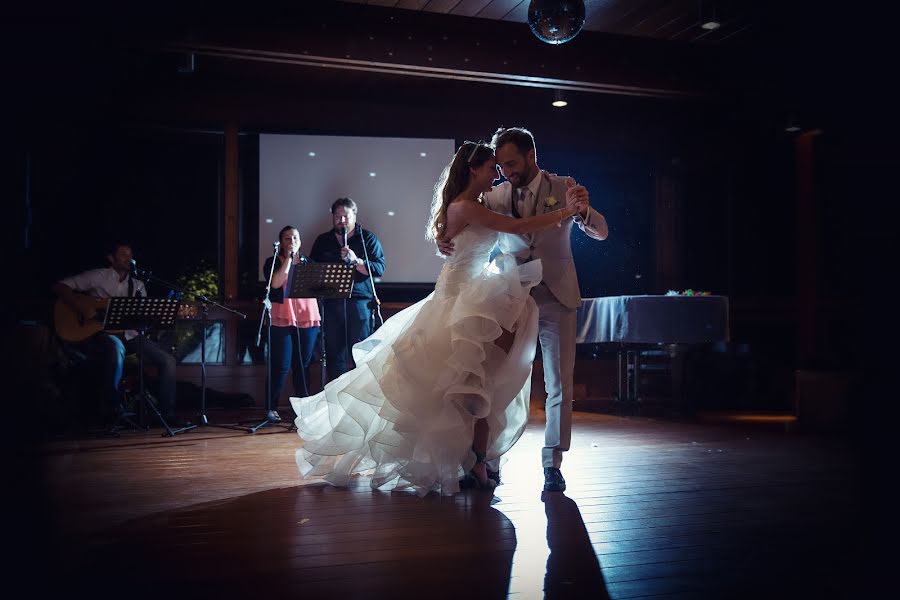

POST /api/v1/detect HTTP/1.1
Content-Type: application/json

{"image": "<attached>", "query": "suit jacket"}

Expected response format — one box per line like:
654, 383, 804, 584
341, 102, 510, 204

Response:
484, 171, 606, 309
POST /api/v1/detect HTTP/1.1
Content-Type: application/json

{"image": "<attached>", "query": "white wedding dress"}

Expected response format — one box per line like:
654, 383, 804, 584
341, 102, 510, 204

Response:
290, 224, 542, 496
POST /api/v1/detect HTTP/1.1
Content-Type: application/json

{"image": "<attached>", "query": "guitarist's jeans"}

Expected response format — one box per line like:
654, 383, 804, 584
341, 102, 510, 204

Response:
79, 333, 177, 417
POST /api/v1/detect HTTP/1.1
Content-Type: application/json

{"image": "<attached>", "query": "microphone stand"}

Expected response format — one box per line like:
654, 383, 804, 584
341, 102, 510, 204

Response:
245, 243, 293, 433
318, 296, 328, 391
133, 266, 248, 433
341, 227, 349, 384
357, 224, 384, 330
342, 225, 352, 380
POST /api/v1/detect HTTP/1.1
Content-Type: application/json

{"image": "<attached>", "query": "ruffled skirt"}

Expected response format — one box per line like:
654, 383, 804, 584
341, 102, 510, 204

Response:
290, 255, 542, 496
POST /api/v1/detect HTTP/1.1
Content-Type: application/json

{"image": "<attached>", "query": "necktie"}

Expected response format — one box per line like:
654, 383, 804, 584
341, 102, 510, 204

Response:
512, 187, 526, 218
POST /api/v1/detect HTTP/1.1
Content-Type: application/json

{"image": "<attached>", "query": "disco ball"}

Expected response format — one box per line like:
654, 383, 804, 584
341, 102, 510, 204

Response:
527, 0, 586, 45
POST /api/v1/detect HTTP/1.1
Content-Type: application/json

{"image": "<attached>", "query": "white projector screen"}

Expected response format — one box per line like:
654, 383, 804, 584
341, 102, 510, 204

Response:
259, 134, 457, 283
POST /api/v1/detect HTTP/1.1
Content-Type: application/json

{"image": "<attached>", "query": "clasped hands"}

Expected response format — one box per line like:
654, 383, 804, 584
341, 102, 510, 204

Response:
564, 178, 590, 216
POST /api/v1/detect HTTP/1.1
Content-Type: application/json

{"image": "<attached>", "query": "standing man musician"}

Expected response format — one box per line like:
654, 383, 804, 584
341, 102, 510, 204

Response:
309, 198, 386, 382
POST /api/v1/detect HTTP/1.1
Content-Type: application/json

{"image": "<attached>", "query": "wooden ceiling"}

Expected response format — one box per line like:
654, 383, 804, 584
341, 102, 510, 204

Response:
339, 0, 761, 44
13, 0, 817, 144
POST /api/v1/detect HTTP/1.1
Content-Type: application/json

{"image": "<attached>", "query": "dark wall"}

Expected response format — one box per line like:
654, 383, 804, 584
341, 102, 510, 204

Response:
17, 127, 223, 322
11, 3, 896, 391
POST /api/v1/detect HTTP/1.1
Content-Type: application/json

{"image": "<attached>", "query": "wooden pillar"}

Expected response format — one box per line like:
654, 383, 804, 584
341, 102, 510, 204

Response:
654, 166, 683, 293
795, 131, 818, 367
223, 123, 239, 302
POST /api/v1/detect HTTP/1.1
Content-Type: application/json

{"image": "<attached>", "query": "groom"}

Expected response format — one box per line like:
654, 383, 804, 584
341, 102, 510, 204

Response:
441, 127, 608, 492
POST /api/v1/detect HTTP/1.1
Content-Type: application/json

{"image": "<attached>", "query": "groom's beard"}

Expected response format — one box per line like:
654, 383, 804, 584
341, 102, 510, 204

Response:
512, 165, 536, 187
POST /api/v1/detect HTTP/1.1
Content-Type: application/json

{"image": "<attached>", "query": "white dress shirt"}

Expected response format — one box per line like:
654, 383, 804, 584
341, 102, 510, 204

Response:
59, 267, 146, 339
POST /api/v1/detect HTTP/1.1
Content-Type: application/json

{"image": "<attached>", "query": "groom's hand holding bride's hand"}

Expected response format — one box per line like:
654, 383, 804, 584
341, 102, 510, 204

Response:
564, 178, 590, 218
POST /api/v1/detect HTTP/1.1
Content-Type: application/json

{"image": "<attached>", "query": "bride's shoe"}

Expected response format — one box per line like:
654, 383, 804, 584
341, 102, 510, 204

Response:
465, 450, 497, 490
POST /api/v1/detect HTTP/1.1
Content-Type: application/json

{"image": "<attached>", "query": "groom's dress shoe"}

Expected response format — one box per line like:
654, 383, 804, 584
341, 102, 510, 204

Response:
543, 467, 566, 492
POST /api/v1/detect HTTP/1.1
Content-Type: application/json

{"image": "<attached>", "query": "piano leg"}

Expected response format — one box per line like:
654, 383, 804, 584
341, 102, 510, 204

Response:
617, 347, 624, 402
669, 344, 688, 416
614, 345, 639, 414
629, 349, 639, 404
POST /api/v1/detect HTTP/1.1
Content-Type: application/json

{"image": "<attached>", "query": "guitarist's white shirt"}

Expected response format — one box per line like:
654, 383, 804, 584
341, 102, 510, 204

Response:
59, 267, 146, 340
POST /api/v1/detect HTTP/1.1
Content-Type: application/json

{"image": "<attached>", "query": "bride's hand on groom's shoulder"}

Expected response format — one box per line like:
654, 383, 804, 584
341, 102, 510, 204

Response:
436, 237, 455, 256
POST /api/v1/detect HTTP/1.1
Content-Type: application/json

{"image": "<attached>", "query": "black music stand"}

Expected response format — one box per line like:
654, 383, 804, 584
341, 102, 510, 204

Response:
104, 297, 196, 437
188, 295, 252, 433
245, 262, 355, 433
130, 267, 247, 434
290, 261, 356, 393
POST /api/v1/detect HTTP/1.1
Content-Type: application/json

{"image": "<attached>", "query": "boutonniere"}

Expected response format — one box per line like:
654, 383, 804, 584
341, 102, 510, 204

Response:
544, 196, 558, 209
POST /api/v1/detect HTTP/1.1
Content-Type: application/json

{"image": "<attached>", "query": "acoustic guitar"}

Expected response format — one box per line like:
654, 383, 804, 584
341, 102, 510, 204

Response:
54, 295, 200, 343
54, 295, 114, 343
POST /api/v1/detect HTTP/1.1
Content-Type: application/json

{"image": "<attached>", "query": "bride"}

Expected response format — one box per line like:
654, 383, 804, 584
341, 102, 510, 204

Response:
290, 141, 588, 496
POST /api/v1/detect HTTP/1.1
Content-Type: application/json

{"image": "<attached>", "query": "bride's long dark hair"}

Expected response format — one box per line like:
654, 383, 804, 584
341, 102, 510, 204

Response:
426, 141, 494, 241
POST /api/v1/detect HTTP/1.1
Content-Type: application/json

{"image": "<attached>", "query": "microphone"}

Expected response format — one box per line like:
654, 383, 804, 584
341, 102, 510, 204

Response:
130, 259, 148, 281
341, 226, 348, 248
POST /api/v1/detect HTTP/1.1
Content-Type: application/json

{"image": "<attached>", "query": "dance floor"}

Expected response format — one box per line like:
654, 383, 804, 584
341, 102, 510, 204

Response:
16, 409, 874, 599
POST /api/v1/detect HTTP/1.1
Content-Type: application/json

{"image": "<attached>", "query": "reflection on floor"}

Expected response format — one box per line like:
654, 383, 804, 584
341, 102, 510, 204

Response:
17, 409, 873, 599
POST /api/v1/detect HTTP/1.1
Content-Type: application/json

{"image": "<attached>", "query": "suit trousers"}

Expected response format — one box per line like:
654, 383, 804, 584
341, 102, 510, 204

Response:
532, 284, 577, 469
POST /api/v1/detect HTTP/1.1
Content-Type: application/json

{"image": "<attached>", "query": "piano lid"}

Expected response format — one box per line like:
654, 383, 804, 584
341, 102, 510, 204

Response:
576, 295, 729, 344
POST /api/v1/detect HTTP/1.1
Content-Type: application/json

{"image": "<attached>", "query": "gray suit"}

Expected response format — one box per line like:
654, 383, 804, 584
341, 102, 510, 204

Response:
484, 171, 606, 468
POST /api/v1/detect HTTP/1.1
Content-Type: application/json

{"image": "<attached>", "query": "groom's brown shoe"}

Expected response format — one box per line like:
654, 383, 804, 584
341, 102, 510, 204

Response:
543, 467, 566, 492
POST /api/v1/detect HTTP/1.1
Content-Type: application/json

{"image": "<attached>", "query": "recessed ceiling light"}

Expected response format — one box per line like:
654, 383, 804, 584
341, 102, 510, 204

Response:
369, 172, 376, 177
387, 211, 395, 216
420, 152, 427, 157
265, 218, 273, 224
308, 151, 316, 157
701, 21, 721, 30
552, 89, 568, 108
785, 114, 802, 133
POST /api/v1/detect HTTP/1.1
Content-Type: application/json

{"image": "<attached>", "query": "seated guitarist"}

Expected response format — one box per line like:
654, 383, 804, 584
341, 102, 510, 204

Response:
52, 241, 178, 424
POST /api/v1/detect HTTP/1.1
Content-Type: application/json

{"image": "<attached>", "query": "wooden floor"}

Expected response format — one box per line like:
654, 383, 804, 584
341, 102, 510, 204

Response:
14, 408, 878, 599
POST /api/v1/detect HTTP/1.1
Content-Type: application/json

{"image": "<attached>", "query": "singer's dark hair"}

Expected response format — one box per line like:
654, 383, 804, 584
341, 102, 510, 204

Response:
278, 225, 301, 242
106, 240, 133, 256
331, 197, 357, 214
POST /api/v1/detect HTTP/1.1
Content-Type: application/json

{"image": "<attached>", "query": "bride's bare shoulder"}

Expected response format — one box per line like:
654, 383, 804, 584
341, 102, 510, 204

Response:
444, 198, 475, 240
447, 198, 484, 214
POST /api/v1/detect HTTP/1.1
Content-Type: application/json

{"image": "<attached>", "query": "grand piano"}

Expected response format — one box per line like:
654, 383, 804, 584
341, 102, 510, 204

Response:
575, 295, 730, 407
